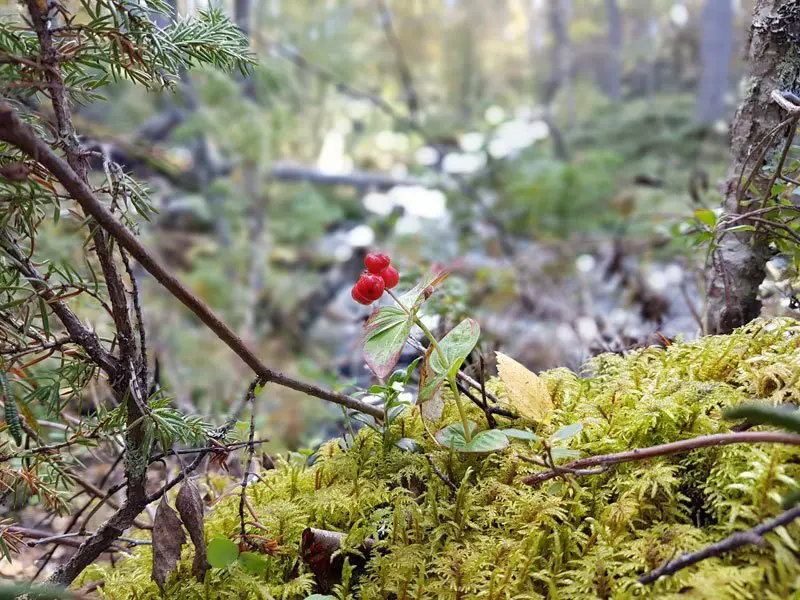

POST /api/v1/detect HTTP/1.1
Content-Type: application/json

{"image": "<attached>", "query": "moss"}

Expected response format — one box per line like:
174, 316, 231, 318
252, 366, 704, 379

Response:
91, 318, 800, 599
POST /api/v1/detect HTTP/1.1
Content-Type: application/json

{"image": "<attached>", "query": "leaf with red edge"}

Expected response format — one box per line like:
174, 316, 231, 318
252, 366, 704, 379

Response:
362, 307, 414, 378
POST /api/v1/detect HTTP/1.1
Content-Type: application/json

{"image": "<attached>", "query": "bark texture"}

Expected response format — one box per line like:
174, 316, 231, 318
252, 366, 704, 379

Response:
705, 0, 800, 334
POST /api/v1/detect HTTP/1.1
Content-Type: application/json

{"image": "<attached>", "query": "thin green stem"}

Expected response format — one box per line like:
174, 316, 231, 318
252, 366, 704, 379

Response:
386, 289, 471, 442
448, 372, 472, 443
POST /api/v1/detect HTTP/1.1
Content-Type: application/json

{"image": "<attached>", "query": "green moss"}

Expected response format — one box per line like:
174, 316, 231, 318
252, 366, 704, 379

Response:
91, 318, 800, 599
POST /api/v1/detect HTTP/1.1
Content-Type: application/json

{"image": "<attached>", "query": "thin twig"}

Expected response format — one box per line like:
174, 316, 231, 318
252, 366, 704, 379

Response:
640, 504, 800, 584
521, 431, 800, 485
425, 454, 457, 492
239, 377, 265, 543
375, 0, 420, 116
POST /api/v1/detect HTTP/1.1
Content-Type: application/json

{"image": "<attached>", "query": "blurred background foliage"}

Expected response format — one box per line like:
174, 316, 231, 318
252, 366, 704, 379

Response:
0, 0, 764, 455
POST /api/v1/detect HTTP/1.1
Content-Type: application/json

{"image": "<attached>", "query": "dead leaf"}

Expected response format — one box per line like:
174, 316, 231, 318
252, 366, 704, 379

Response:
151, 496, 185, 590
176, 479, 210, 582
496, 352, 553, 421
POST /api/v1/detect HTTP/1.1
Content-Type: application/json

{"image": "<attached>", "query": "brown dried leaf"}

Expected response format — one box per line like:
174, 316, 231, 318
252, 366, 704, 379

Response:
151, 496, 186, 590
176, 478, 210, 582
496, 351, 553, 421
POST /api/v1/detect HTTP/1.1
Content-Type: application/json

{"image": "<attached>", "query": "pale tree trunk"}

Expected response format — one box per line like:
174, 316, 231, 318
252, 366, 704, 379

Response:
695, 0, 734, 123
705, 0, 800, 334
544, 0, 572, 114
605, 0, 622, 101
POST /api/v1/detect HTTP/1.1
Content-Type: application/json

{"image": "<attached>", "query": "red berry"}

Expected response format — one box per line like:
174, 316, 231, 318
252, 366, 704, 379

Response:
355, 273, 385, 302
379, 265, 399, 289
365, 252, 391, 274
351, 284, 371, 305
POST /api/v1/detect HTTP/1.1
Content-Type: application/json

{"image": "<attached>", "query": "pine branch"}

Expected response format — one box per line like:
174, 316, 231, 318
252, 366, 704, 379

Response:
520, 431, 800, 486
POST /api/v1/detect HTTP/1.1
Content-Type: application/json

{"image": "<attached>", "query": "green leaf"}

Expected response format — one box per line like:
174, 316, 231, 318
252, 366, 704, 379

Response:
435, 421, 477, 448
362, 307, 414, 378
238, 552, 267, 576
207, 536, 239, 568
305, 596, 337, 600
501, 428, 541, 441
435, 423, 508, 453
694, 208, 716, 228
419, 318, 480, 402
551, 423, 583, 441
723, 403, 800, 434
394, 437, 424, 453
461, 429, 509, 453
550, 447, 581, 461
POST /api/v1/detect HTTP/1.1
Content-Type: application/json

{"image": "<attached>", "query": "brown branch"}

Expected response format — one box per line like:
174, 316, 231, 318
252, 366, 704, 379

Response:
521, 431, 800, 486
0, 103, 383, 421
0, 240, 118, 377
640, 504, 800, 584
239, 377, 265, 543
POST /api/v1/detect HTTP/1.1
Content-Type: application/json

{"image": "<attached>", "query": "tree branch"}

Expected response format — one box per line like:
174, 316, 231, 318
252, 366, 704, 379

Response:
521, 431, 800, 486
0, 239, 118, 378
639, 504, 800, 584
0, 102, 383, 420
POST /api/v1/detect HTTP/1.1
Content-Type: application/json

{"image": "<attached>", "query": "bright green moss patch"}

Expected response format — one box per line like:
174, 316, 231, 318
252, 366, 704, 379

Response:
90, 318, 800, 599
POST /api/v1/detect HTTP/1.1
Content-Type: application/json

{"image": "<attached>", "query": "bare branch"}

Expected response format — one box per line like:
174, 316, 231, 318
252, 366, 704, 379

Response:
0, 239, 118, 377
640, 504, 800, 584
521, 431, 800, 486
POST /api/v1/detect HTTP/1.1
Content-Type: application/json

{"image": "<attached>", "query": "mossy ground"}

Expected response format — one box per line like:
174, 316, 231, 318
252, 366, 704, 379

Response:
87, 318, 800, 599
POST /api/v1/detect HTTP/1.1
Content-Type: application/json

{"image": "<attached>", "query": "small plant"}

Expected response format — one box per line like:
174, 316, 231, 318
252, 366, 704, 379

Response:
353, 253, 547, 454
351, 358, 422, 455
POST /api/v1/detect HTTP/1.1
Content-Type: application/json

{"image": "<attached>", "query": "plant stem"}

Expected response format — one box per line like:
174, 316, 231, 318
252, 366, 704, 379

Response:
386, 289, 471, 442
448, 372, 472, 443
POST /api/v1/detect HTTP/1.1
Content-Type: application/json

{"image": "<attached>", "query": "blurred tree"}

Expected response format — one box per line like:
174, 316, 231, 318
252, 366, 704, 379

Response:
705, 0, 800, 333
605, 0, 623, 101
695, 0, 734, 123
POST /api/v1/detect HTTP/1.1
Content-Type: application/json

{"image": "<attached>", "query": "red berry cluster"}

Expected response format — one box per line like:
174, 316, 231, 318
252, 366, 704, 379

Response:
351, 252, 400, 305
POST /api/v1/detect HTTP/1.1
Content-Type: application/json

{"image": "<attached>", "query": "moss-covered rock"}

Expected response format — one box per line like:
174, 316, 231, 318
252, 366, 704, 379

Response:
90, 318, 800, 599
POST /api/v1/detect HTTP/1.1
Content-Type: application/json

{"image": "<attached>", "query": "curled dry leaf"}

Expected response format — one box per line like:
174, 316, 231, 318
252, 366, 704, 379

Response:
176, 478, 210, 582
495, 351, 553, 421
151, 496, 186, 590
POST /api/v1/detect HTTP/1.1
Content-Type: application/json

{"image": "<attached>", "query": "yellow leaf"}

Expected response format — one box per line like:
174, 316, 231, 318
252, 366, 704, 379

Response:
496, 352, 553, 421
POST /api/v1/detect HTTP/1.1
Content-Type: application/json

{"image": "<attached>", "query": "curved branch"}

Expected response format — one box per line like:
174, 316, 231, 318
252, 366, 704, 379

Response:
0, 103, 383, 420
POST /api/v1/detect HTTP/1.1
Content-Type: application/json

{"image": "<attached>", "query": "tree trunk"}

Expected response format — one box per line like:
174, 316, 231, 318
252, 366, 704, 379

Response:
704, 0, 800, 334
543, 0, 572, 111
695, 0, 734, 123
605, 0, 622, 101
